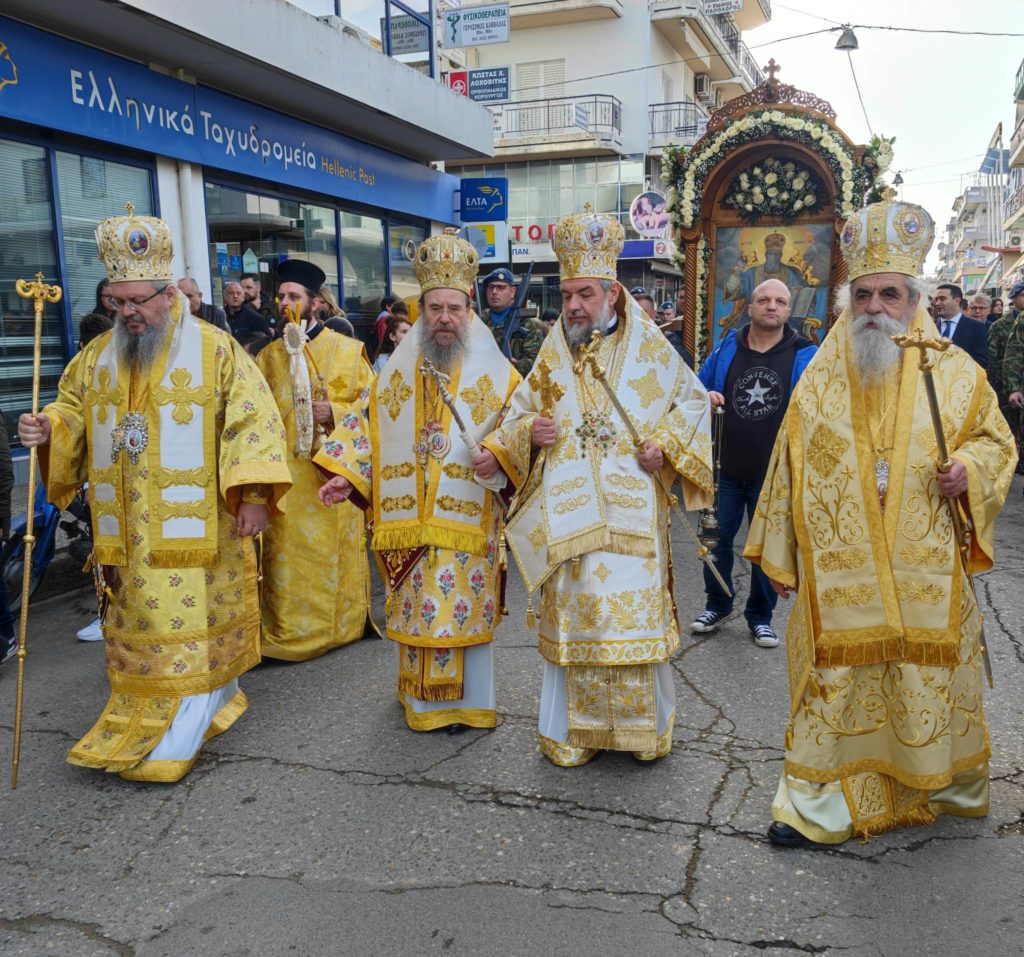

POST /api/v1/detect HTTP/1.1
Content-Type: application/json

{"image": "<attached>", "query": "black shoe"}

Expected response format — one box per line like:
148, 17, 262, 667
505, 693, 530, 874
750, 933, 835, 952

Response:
767, 821, 827, 848
445, 723, 469, 735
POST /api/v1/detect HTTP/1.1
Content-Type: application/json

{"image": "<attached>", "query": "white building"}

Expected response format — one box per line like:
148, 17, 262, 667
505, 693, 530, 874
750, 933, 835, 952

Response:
448, 0, 770, 309
0, 0, 492, 450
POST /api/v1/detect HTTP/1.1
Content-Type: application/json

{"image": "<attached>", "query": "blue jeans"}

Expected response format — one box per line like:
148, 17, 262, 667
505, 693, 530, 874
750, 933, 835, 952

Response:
702, 474, 777, 627
0, 566, 14, 653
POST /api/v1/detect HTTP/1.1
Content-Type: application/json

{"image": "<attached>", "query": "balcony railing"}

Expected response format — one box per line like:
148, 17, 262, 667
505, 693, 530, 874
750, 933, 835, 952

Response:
1016, 57, 1024, 100
708, 14, 763, 88
649, 100, 709, 148
496, 94, 622, 140
1013, 117, 1024, 155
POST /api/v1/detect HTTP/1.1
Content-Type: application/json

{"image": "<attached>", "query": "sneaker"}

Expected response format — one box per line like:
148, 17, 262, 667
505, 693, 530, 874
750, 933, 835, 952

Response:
0, 639, 15, 664
751, 624, 779, 648
76, 617, 104, 642
690, 610, 730, 634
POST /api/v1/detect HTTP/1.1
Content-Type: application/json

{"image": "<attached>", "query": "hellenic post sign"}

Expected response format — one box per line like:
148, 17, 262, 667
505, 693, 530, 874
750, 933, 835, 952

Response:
0, 15, 457, 222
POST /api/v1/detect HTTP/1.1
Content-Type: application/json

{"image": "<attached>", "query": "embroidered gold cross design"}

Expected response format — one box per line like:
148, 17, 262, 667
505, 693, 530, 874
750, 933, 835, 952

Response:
85, 367, 124, 424
154, 368, 210, 425
379, 370, 413, 421
461, 374, 504, 426
528, 359, 565, 418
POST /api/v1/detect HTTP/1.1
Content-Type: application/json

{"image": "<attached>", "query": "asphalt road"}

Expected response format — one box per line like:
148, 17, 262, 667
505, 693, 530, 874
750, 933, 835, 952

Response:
1, 480, 1022, 957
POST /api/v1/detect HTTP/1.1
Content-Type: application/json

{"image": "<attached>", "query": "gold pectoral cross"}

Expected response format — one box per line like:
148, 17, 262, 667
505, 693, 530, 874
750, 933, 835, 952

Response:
154, 368, 210, 425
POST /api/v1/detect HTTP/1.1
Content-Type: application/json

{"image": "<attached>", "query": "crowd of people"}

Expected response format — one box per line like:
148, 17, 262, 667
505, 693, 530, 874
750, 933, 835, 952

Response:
12, 195, 1017, 851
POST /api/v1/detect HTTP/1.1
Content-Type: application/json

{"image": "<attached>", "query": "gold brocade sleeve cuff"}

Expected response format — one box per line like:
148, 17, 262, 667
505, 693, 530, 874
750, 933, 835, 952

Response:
241, 484, 270, 505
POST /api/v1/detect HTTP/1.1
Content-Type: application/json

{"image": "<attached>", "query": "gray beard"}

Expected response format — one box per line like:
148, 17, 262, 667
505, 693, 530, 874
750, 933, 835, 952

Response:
565, 300, 615, 350
113, 315, 172, 371
849, 311, 906, 383
421, 322, 468, 374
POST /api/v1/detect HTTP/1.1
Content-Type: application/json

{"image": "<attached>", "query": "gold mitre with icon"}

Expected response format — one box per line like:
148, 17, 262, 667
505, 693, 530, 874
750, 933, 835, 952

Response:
414, 228, 479, 296
839, 198, 934, 281
95, 203, 174, 284
552, 205, 625, 283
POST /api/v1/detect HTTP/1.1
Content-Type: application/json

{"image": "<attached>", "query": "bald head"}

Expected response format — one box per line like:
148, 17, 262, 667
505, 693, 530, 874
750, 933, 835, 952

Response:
747, 279, 791, 340
177, 277, 202, 317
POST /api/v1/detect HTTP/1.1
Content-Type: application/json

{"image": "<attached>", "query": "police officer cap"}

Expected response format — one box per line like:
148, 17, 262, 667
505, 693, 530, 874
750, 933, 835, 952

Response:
1010, 281, 1024, 300
481, 268, 517, 287
278, 259, 327, 292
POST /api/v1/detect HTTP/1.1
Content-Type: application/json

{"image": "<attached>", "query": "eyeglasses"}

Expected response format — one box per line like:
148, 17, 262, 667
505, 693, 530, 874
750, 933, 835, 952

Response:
108, 288, 165, 312
426, 303, 467, 319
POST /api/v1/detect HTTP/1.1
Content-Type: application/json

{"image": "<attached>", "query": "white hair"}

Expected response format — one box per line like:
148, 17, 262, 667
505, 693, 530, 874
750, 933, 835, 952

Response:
835, 275, 926, 315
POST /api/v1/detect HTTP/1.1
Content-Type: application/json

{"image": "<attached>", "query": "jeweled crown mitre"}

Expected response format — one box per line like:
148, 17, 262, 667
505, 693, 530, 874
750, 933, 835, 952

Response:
839, 199, 934, 281
95, 203, 175, 284
552, 205, 625, 283
414, 229, 480, 296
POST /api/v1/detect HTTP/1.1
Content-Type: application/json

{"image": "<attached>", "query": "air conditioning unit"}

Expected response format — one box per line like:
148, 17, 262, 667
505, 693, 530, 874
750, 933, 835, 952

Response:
694, 73, 712, 100
1009, 233, 1023, 247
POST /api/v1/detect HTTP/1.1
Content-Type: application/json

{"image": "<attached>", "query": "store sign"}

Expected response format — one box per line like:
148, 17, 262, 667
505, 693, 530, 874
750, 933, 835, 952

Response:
442, 3, 510, 48
459, 222, 508, 263
381, 13, 430, 55
460, 177, 508, 222
0, 15, 457, 222
703, 0, 743, 14
448, 67, 510, 103
628, 190, 670, 240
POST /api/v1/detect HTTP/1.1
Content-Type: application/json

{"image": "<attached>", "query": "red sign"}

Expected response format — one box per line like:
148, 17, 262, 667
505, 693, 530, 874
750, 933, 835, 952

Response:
448, 71, 469, 97
509, 223, 556, 243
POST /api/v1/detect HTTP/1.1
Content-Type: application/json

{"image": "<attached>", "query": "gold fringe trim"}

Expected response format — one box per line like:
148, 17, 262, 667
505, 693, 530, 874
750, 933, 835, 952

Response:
398, 672, 465, 703
149, 547, 219, 569
93, 544, 126, 567
548, 526, 609, 567
814, 634, 960, 668
784, 749, 991, 792
372, 523, 487, 558
566, 728, 659, 752
607, 531, 657, 559
853, 805, 937, 841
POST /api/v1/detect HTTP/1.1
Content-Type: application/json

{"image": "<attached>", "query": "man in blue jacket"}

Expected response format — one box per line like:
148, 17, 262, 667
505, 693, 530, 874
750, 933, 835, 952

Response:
694, 279, 816, 648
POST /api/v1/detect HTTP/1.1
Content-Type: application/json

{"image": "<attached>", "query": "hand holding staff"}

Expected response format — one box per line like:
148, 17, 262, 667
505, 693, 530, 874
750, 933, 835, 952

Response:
11, 273, 62, 789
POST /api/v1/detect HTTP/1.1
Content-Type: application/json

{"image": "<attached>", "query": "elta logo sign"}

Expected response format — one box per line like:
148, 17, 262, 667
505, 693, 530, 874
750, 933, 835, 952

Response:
460, 178, 508, 222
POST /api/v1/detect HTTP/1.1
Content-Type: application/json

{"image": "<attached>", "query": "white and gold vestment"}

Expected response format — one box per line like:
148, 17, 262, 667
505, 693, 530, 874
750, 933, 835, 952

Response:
745, 306, 1015, 839
484, 295, 713, 765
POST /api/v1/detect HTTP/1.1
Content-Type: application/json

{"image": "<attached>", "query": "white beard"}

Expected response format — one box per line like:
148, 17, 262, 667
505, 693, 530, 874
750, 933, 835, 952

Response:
565, 299, 615, 350
849, 311, 906, 383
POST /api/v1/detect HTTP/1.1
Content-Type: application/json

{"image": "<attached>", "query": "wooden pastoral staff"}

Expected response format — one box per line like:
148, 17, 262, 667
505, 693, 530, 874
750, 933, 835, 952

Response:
661, 60, 895, 361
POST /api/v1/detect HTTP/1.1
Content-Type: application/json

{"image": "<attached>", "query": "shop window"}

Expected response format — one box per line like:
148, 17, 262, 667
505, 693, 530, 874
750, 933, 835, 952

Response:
56, 151, 154, 329
341, 211, 386, 337
204, 183, 337, 318
389, 221, 426, 306
0, 139, 61, 446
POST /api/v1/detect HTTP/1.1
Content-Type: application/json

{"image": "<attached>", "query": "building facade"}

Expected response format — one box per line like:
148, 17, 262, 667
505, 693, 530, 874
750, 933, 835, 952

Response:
0, 0, 492, 449
447, 0, 769, 311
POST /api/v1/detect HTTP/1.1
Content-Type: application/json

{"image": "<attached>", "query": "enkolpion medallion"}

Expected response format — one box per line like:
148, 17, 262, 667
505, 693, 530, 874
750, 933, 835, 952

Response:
111, 412, 149, 465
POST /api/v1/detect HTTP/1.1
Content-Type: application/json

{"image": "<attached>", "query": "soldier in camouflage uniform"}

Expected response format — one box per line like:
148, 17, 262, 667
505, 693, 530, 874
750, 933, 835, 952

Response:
480, 267, 545, 377
996, 281, 1024, 472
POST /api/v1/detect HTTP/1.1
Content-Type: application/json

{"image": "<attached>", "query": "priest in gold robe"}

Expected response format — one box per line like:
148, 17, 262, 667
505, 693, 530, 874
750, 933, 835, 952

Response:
255, 260, 373, 661
316, 231, 520, 732
476, 208, 714, 767
18, 208, 291, 783
744, 199, 1016, 845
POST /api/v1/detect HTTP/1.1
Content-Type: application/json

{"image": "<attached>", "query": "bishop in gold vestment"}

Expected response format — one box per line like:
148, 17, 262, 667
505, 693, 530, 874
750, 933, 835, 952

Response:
479, 208, 714, 767
317, 231, 520, 731
256, 259, 372, 660
20, 209, 291, 783
745, 200, 1016, 844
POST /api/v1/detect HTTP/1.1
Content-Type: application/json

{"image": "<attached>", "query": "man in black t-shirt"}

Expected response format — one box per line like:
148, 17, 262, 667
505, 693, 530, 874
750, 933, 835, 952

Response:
694, 279, 817, 648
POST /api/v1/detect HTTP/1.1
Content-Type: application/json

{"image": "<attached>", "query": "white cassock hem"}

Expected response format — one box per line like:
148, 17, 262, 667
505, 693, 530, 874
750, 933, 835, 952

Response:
144, 678, 241, 762
399, 643, 496, 714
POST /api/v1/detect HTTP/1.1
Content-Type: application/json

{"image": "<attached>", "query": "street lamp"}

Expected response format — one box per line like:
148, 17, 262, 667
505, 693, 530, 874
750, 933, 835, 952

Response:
835, 26, 859, 51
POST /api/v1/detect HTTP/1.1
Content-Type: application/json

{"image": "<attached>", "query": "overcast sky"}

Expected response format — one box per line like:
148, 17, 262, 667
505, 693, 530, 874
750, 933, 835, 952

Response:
742, 0, 1023, 273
